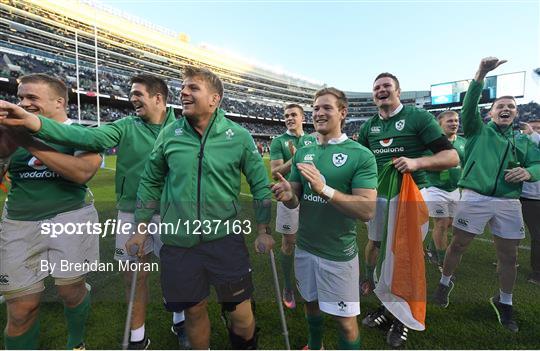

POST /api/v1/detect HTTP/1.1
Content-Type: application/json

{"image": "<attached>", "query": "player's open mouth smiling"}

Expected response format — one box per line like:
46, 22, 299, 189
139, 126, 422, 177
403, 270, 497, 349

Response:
132, 103, 143, 112
315, 118, 328, 125
23, 107, 39, 113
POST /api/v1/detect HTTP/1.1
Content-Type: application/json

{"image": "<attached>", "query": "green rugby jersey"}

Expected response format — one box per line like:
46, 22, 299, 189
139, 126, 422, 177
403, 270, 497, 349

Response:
358, 105, 444, 188
289, 135, 377, 261
35, 108, 176, 212
426, 135, 466, 192
6, 120, 88, 221
270, 131, 317, 179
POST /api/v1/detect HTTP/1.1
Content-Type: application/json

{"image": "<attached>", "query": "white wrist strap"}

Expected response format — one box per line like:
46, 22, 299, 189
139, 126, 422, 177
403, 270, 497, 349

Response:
321, 185, 335, 200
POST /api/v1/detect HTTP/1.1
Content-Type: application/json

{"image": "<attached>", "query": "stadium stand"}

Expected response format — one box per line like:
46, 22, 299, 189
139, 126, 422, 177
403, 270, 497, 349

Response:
0, 0, 537, 140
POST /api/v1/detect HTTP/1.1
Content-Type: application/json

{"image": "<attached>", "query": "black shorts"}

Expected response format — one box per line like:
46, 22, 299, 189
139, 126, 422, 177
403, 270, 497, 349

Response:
160, 234, 254, 311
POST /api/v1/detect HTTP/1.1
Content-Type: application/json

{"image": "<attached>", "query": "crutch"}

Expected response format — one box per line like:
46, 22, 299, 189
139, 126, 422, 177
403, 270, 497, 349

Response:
122, 244, 139, 350
261, 243, 291, 350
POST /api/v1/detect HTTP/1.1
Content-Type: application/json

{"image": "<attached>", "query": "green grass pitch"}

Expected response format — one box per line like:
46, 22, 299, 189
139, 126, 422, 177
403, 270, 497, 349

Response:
0, 155, 538, 349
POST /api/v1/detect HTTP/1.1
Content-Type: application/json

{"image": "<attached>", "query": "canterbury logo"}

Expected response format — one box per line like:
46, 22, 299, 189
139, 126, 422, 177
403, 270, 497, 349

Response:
27, 157, 47, 171
379, 138, 393, 147
457, 218, 469, 227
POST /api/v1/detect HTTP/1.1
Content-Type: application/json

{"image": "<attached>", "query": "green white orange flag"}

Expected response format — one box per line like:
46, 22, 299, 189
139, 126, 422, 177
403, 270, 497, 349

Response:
374, 162, 429, 331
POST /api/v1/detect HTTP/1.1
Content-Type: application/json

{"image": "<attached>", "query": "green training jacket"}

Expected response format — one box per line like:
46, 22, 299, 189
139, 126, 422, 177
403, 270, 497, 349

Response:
135, 108, 271, 247
458, 80, 540, 198
35, 108, 177, 212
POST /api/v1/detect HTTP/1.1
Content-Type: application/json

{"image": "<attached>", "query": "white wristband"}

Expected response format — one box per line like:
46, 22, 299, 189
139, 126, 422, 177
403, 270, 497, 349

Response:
320, 185, 335, 200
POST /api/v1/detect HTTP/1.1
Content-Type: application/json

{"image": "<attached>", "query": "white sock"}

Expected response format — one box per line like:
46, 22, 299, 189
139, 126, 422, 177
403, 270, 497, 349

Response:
499, 290, 513, 305
440, 274, 452, 287
173, 311, 185, 324
130, 324, 145, 342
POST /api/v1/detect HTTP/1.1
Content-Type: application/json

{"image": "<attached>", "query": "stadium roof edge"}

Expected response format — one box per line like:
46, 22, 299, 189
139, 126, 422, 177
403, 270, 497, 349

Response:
21, 0, 322, 90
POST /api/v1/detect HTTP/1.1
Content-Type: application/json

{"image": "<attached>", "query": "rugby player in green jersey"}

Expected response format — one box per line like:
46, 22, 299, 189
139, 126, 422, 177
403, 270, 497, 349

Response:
358, 72, 458, 347
272, 87, 378, 350
0, 75, 185, 349
270, 103, 317, 309
425, 110, 466, 269
129, 66, 273, 350
433, 57, 540, 333
0, 74, 102, 349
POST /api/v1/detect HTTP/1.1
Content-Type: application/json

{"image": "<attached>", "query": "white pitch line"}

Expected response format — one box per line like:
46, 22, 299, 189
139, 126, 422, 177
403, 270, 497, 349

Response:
475, 237, 531, 251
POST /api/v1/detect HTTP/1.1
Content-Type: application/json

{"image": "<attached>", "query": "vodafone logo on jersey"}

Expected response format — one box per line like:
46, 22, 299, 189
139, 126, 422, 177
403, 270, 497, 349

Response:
27, 157, 47, 171
379, 138, 394, 147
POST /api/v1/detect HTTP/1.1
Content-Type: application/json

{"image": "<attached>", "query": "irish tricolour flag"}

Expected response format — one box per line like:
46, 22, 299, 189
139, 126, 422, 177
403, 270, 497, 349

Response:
374, 162, 429, 331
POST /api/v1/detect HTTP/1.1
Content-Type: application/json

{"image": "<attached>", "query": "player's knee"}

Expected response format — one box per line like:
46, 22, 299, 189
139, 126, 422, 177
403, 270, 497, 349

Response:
449, 239, 465, 253
434, 219, 448, 231
334, 316, 358, 338
56, 277, 86, 306
185, 300, 208, 321
498, 250, 518, 266
7, 298, 40, 329
449, 232, 472, 253
229, 300, 255, 328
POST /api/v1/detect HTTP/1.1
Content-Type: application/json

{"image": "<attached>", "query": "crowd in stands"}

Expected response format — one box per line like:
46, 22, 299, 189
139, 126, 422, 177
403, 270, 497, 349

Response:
343, 120, 364, 136
67, 103, 128, 122
0, 87, 538, 138
0, 91, 296, 135
238, 121, 283, 135
1, 50, 538, 138
1, 50, 309, 122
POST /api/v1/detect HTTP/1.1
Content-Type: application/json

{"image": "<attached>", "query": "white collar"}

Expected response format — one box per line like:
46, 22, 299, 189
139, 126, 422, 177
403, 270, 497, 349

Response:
318, 133, 348, 145
379, 103, 403, 120
286, 129, 304, 137
63, 119, 74, 125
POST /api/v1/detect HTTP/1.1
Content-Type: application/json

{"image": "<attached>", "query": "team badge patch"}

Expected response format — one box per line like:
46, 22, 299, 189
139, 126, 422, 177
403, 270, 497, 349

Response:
332, 153, 348, 167
304, 140, 312, 145
395, 119, 405, 131
174, 128, 183, 136
225, 128, 234, 140
338, 301, 347, 312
